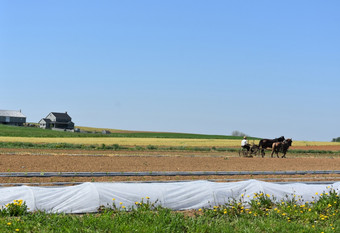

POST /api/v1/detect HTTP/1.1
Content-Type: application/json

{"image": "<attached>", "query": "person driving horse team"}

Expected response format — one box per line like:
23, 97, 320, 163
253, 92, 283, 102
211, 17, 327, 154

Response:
241, 136, 250, 151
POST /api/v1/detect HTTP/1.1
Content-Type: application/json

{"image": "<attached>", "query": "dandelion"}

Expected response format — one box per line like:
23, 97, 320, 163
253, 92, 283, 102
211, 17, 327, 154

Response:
119, 202, 123, 205
266, 194, 270, 197
146, 197, 150, 199
315, 192, 319, 195
282, 213, 286, 216
198, 208, 202, 211
122, 206, 125, 209
224, 210, 227, 214
112, 198, 115, 201
135, 202, 139, 205
15, 229, 19, 232
241, 194, 244, 197
7, 222, 11, 226
281, 202, 285, 205
308, 209, 311, 212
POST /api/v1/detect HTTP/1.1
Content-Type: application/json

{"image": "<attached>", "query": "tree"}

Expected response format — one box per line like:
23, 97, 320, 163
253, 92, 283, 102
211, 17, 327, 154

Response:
332, 137, 340, 142
231, 130, 248, 137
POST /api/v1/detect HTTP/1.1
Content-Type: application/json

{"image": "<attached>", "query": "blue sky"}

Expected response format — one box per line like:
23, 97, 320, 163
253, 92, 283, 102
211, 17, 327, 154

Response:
1, 1, 339, 141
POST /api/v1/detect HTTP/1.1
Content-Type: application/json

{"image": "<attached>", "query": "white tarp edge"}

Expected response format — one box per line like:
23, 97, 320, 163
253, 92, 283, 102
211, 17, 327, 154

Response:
1, 180, 339, 213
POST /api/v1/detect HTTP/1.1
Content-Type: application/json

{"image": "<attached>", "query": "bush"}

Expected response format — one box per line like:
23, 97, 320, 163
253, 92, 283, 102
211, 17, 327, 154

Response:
146, 145, 158, 150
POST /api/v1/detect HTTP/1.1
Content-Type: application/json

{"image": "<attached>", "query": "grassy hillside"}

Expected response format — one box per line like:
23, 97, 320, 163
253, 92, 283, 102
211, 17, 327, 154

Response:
0, 124, 256, 140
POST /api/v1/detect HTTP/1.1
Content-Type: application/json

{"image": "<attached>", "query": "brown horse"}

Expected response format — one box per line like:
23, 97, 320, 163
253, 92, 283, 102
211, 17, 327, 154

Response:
259, 136, 285, 157
271, 139, 292, 158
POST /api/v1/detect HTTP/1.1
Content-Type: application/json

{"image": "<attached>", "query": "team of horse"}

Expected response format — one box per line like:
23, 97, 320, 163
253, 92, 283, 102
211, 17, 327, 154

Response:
247, 136, 293, 158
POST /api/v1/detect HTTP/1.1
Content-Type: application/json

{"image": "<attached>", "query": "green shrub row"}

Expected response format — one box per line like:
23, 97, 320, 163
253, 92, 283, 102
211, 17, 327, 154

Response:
1, 142, 339, 155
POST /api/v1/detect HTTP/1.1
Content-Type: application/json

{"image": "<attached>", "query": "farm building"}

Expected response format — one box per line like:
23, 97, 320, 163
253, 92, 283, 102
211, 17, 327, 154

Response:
0, 110, 26, 126
39, 112, 74, 130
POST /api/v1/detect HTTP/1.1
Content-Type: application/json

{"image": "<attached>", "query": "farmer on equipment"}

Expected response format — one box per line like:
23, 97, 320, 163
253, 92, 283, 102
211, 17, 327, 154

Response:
241, 136, 250, 151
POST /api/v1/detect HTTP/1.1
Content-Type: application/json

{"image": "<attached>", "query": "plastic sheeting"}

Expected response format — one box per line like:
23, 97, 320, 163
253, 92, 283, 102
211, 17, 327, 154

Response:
0, 180, 339, 213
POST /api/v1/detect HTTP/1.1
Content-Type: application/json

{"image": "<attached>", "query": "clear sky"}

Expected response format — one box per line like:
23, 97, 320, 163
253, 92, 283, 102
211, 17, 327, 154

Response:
1, 1, 339, 141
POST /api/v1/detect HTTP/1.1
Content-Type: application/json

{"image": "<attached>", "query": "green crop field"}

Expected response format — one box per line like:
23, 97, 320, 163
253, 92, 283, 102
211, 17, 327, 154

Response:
0, 124, 251, 139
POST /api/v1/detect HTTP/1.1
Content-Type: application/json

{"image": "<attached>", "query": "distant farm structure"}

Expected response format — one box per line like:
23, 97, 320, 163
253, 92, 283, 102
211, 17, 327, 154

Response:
39, 112, 75, 131
0, 110, 26, 126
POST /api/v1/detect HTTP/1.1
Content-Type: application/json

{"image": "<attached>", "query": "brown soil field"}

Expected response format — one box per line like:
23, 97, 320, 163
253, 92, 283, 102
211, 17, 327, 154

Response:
291, 145, 340, 151
1, 148, 340, 184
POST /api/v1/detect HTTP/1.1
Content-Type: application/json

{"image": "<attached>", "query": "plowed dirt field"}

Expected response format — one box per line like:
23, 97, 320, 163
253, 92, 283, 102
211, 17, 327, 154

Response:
1, 148, 339, 184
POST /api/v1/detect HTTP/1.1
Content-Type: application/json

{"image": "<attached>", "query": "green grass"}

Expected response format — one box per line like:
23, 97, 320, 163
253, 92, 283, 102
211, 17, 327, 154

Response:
1, 189, 339, 232
0, 124, 257, 139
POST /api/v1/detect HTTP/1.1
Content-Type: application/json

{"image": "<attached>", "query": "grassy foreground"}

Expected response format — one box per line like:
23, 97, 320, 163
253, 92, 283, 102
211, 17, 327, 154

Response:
0, 124, 247, 140
1, 189, 339, 232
